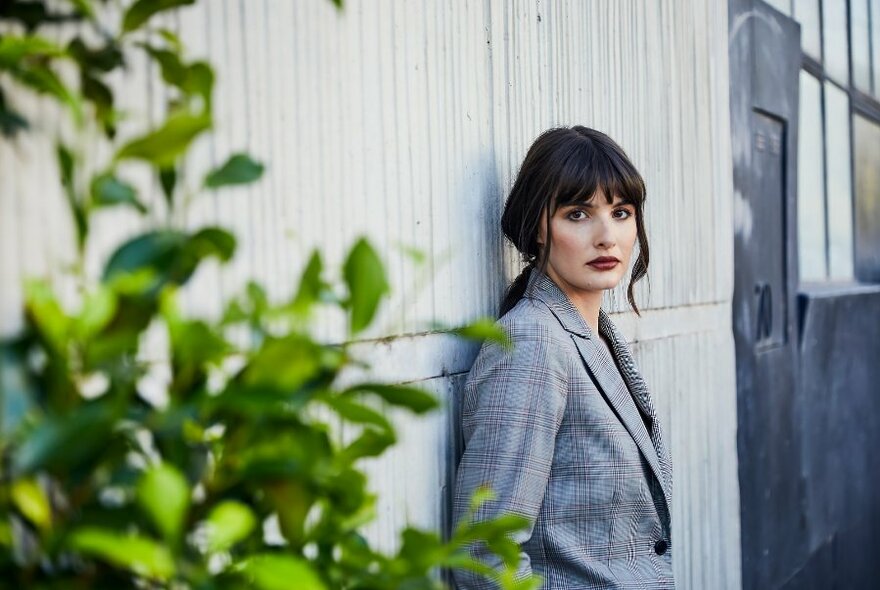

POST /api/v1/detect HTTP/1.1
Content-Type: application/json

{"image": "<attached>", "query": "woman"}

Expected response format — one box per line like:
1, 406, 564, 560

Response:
452, 126, 674, 589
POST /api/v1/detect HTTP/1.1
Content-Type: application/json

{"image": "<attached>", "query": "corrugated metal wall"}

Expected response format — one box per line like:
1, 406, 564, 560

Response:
0, 1, 740, 588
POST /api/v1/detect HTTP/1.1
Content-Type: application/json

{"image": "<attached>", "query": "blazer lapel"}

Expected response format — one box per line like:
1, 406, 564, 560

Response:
569, 335, 670, 511
524, 268, 673, 513
598, 309, 674, 509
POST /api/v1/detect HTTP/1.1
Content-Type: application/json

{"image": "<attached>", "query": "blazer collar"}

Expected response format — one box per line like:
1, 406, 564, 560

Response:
524, 266, 594, 339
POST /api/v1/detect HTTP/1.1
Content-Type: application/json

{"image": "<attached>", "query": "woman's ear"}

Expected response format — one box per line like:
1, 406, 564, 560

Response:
536, 210, 548, 246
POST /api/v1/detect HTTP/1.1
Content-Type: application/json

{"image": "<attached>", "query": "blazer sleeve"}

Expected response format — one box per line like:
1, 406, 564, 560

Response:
451, 319, 569, 590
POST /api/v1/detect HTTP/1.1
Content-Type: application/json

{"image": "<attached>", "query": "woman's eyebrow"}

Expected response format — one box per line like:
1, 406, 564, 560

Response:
567, 198, 629, 208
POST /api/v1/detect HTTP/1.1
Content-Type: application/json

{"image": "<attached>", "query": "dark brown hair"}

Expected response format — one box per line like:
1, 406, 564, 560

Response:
498, 125, 649, 317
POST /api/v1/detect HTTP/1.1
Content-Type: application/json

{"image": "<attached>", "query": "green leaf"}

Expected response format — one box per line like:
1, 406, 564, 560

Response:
138, 46, 213, 107
68, 527, 175, 580
185, 227, 236, 263
162, 292, 231, 394
52, 36, 119, 133
265, 481, 312, 546
321, 395, 393, 432
10, 64, 82, 124
343, 238, 389, 334
506, 575, 545, 590
0, 111, 28, 136
343, 383, 438, 414
452, 318, 512, 349
102, 228, 233, 294
67, 38, 124, 72
56, 142, 75, 195
157, 29, 182, 52
211, 387, 289, 417
0, 36, 65, 66
233, 432, 328, 480
204, 501, 256, 552
460, 513, 531, 545
398, 527, 443, 567
13, 403, 115, 475
116, 111, 211, 167
237, 554, 326, 590
242, 334, 323, 392
441, 552, 497, 577
90, 173, 146, 213
24, 279, 70, 355
220, 280, 268, 327
56, 143, 86, 248
137, 463, 190, 543
74, 285, 118, 340
290, 251, 326, 315
336, 428, 396, 464
184, 61, 214, 106
204, 153, 264, 188
159, 166, 176, 206
81, 73, 116, 137
0, 3, 50, 31
104, 267, 158, 295
323, 468, 371, 518
395, 242, 427, 265
487, 534, 522, 568
0, 342, 36, 435
102, 230, 185, 290
0, 91, 29, 136
122, 0, 196, 33
140, 44, 187, 87
65, 0, 96, 19
468, 484, 496, 514
11, 478, 51, 530
246, 281, 268, 311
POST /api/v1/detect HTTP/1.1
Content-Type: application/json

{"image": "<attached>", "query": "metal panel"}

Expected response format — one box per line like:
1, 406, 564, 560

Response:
793, 284, 880, 589
750, 112, 789, 348
729, 1, 803, 588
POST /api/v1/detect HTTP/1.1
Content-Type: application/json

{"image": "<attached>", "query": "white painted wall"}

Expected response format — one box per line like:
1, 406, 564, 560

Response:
0, 1, 740, 588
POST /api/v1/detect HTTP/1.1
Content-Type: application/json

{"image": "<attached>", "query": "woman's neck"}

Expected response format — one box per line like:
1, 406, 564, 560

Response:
542, 267, 604, 336
570, 294, 602, 337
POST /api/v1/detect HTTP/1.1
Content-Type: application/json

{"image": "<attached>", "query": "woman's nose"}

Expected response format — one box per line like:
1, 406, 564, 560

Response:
594, 216, 616, 247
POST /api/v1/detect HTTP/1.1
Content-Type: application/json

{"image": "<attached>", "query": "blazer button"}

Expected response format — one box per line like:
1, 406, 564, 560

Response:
654, 539, 668, 555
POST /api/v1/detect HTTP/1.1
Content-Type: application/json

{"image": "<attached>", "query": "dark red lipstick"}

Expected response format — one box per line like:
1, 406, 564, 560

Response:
587, 256, 619, 271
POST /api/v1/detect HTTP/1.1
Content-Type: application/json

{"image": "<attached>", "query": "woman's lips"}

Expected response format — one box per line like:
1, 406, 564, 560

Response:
587, 260, 619, 271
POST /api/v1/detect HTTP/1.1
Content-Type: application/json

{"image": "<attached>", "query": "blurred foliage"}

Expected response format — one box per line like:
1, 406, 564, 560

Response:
0, 0, 535, 588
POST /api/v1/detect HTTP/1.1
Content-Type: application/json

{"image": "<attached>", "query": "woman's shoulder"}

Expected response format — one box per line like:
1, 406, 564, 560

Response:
498, 294, 567, 337
466, 296, 572, 386
476, 296, 574, 362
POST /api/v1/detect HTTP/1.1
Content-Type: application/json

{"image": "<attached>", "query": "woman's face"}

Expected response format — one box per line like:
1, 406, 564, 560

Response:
537, 190, 638, 300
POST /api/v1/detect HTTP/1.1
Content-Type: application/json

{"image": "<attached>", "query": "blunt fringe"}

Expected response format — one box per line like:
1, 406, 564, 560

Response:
498, 125, 650, 317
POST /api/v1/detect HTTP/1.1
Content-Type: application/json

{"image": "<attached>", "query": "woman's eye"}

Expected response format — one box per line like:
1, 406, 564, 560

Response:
567, 210, 587, 221
614, 209, 633, 219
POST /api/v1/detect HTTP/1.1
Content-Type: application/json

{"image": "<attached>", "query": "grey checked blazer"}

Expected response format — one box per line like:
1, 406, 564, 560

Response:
452, 268, 674, 590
